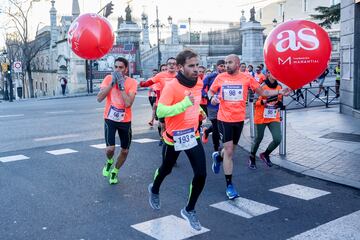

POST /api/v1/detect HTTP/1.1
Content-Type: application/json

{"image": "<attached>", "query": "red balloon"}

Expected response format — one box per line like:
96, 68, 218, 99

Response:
264, 20, 331, 90
67, 13, 114, 60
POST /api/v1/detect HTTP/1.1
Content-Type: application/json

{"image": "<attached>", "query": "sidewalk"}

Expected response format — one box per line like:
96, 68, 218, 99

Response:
239, 106, 360, 189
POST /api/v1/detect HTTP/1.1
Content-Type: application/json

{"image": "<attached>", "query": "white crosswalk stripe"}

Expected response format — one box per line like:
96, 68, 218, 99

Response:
90, 143, 119, 149
210, 197, 279, 218
132, 138, 158, 143
46, 148, 78, 155
269, 183, 331, 200
0, 154, 29, 163
131, 215, 210, 240
287, 210, 360, 240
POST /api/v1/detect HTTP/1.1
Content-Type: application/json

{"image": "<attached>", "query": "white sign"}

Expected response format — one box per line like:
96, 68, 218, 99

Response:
13, 61, 22, 73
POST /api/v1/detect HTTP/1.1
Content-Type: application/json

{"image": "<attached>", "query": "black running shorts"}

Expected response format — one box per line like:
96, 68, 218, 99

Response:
104, 119, 132, 149
218, 120, 244, 145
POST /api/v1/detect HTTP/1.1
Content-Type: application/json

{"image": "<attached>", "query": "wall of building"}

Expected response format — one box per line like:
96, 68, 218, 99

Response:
340, 0, 360, 118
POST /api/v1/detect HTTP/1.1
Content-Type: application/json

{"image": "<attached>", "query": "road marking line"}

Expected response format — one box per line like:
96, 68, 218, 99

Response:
46, 148, 78, 155
287, 210, 360, 240
131, 215, 210, 240
46, 110, 75, 114
210, 197, 279, 218
270, 183, 330, 200
0, 154, 29, 163
34, 134, 79, 142
0, 114, 25, 118
132, 138, 158, 143
90, 143, 119, 149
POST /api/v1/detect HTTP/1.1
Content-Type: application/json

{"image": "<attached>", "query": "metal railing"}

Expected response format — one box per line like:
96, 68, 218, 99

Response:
286, 85, 340, 110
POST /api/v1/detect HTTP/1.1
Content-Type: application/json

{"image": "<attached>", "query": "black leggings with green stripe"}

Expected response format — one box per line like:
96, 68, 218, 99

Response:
152, 139, 207, 211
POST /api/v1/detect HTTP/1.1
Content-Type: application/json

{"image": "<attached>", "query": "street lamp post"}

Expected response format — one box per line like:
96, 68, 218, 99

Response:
155, 6, 161, 69
188, 17, 191, 44
3, 50, 13, 102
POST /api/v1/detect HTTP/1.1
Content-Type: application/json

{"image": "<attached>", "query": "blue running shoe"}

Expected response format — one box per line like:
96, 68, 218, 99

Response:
226, 184, 239, 200
181, 208, 202, 231
211, 151, 221, 174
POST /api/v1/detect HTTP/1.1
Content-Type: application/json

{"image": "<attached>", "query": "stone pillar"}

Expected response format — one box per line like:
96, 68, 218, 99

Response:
141, 13, 150, 50
170, 24, 179, 44
340, 1, 360, 118
240, 21, 265, 67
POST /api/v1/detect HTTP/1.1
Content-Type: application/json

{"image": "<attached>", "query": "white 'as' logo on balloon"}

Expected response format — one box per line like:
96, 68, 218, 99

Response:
275, 28, 320, 52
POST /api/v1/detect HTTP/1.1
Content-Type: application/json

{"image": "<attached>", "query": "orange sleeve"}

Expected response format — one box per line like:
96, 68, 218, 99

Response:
100, 75, 112, 89
249, 76, 261, 91
158, 83, 174, 106
129, 79, 138, 94
209, 75, 221, 93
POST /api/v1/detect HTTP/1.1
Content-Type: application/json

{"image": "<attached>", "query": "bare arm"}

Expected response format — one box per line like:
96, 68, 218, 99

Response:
255, 87, 291, 97
97, 85, 112, 102
120, 91, 136, 108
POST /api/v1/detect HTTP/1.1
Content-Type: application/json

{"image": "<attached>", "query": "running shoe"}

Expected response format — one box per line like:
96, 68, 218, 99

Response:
226, 184, 239, 200
148, 183, 160, 210
201, 127, 208, 144
248, 156, 257, 170
158, 139, 163, 146
211, 151, 221, 174
109, 168, 118, 184
102, 159, 113, 177
260, 152, 273, 167
148, 121, 153, 127
180, 207, 202, 231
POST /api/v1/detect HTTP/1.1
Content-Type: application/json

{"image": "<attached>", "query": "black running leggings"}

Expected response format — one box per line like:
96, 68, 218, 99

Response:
205, 118, 220, 151
152, 139, 207, 211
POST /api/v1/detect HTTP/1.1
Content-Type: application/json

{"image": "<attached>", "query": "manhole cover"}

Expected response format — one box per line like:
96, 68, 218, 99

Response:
320, 132, 360, 142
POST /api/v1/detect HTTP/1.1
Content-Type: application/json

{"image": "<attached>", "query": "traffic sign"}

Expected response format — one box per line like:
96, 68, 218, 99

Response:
13, 61, 22, 73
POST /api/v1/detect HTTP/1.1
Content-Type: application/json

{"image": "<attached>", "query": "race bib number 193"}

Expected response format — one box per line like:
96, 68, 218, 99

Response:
173, 128, 198, 151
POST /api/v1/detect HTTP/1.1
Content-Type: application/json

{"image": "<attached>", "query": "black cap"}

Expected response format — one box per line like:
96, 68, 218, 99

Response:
216, 60, 225, 66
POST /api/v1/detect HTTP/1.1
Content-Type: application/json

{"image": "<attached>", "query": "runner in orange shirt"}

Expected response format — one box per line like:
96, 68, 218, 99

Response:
147, 49, 206, 231
147, 68, 159, 127
97, 57, 137, 185
254, 65, 266, 84
139, 58, 177, 146
207, 54, 291, 200
249, 70, 283, 169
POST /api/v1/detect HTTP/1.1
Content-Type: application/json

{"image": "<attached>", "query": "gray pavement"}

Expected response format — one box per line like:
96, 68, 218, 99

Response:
239, 105, 360, 190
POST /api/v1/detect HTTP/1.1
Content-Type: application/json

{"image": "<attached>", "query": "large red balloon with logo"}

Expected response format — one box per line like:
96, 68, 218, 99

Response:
67, 13, 114, 60
264, 20, 331, 90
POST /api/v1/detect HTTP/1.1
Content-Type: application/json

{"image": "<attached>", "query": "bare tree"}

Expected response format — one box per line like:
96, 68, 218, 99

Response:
3, 0, 50, 98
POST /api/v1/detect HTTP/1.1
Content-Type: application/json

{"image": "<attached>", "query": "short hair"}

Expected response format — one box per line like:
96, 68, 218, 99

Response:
259, 63, 264, 68
159, 64, 167, 70
114, 57, 128, 68
240, 62, 246, 66
166, 57, 176, 63
176, 49, 198, 66
152, 68, 159, 72
199, 66, 206, 70
248, 64, 253, 68
216, 60, 225, 66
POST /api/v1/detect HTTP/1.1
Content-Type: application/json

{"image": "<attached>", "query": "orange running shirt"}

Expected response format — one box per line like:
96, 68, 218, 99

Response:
210, 72, 260, 122
159, 78, 203, 144
100, 74, 138, 122
254, 83, 282, 124
152, 71, 177, 95
255, 73, 266, 84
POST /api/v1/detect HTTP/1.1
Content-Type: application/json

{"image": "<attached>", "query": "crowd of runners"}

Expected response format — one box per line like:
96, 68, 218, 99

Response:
96, 49, 291, 231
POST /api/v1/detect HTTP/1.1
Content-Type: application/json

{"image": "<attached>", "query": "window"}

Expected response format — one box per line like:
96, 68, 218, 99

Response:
302, 0, 309, 12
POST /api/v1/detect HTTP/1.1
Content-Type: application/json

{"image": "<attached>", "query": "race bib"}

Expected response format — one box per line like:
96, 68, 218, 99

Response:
263, 106, 278, 119
173, 128, 198, 151
222, 85, 243, 101
107, 105, 125, 122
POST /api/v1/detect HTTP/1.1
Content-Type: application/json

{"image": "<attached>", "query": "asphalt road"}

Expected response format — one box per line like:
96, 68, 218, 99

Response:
0, 91, 359, 240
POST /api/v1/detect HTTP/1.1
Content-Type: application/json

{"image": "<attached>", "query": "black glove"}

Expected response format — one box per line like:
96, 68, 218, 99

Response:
266, 95, 278, 103
275, 101, 284, 109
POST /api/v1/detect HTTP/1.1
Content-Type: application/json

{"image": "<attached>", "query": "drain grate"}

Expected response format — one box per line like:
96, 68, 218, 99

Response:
320, 132, 360, 142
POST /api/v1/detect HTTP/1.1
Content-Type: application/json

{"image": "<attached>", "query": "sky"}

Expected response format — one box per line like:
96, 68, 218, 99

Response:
0, 0, 280, 47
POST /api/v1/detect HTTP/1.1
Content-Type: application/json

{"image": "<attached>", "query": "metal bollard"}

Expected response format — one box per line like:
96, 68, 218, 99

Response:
279, 107, 286, 156
249, 90, 255, 138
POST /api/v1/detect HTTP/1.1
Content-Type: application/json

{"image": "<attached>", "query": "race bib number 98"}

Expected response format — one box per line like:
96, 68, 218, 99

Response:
263, 106, 278, 119
173, 128, 198, 151
222, 85, 243, 101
